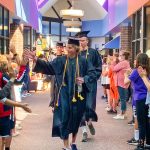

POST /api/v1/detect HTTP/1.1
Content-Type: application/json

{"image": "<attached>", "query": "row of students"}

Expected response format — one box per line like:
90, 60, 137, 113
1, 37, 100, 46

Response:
0, 50, 32, 150
125, 53, 150, 150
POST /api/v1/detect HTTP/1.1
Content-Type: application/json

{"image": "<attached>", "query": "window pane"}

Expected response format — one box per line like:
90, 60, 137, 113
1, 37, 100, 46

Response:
144, 39, 150, 50
3, 39, 9, 54
0, 38, 2, 54
4, 9, 9, 37
24, 27, 31, 48
32, 29, 36, 46
0, 6, 2, 36
145, 7, 150, 38
136, 10, 141, 39
51, 22, 60, 35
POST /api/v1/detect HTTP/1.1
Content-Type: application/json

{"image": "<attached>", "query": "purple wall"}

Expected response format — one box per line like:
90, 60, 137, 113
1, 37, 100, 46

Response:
37, 0, 48, 9
82, 0, 128, 37
15, 0, 41, 31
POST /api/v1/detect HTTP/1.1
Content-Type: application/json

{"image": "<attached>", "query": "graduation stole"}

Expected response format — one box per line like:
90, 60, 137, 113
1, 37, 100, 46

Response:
55, 55, 84, 107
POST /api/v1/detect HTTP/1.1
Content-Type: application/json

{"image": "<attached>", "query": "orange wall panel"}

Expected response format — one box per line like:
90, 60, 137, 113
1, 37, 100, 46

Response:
0, 0, 15, 13
128, 0, 149, 16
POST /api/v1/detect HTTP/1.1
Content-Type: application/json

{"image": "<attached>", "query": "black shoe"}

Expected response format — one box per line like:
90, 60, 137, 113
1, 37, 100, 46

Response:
88, 123, 95, 135
107, 109, 113, 113
127, 137, 138, 146
112, 110, 117, 114
134, 143, 144, 150
107, 109, 117, 114
101, 95, 107, 99
145, 144, 150, 149
71, 144, 78, 150
82, 132, 88, 142
128, 120, 134, 126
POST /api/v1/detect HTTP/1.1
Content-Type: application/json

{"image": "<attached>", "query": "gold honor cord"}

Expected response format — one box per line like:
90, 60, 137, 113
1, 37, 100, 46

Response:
72, 55, 84, 103
56, 55, 84, 107
56, 57, 68, 107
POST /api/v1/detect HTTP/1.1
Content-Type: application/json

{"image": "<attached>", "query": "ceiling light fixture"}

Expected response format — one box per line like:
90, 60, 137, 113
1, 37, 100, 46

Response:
60, 0, 84, 18
66, 27, 81, 32
60, 9, 84, 18
63, 20, 82, 27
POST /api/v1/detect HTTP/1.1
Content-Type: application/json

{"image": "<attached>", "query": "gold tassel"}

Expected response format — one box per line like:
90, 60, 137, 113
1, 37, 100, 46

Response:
62, 82, 66, 86
72, 97, 77, 103
78, 93, 84, 101
56, 101, 58, 107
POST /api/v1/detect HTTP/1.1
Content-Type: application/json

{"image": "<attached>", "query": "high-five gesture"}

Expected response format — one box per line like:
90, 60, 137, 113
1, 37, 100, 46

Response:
23, 49, 37, 61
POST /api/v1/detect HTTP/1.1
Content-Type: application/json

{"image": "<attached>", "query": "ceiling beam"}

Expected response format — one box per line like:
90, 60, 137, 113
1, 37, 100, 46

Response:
67, 0, 72, 9
66, 0, 81, 21
42, 16, 63, 23
52, 6, 61, 19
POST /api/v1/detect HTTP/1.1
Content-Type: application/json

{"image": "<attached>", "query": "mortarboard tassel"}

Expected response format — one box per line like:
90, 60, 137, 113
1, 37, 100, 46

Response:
78, 93, 84, 101
72, 97, 77, 103
62, 82, 66, 86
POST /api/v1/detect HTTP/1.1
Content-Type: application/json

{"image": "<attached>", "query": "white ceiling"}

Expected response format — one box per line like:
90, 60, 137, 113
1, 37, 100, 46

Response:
40, 0, 107, 21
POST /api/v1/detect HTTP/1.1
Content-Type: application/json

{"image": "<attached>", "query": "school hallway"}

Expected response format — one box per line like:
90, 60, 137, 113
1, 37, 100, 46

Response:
11, 82, 134, 150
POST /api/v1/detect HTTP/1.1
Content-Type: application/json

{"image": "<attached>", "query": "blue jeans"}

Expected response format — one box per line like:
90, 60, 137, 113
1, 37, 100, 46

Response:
118, 86, 128, 112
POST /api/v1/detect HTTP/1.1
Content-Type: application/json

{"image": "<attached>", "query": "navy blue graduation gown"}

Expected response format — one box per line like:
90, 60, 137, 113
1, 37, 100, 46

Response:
33, 55, 96, 139
79, 48, 102, 122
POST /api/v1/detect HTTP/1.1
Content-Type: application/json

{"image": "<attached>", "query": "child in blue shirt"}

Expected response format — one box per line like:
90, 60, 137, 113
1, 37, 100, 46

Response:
124, 53, 150, 150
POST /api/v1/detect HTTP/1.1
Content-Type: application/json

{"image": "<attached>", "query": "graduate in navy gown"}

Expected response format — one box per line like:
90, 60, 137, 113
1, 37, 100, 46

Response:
23, 38, 96, 150
75, 31, 102, 142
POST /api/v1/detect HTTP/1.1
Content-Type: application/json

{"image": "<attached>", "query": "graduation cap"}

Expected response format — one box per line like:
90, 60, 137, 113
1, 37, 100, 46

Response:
56, 41, 64, 47
68, 37, 80, 46
75, 31, 90, 38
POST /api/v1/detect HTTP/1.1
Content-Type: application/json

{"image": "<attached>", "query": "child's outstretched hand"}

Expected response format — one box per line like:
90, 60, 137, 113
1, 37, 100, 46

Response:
21, 103, 32, 113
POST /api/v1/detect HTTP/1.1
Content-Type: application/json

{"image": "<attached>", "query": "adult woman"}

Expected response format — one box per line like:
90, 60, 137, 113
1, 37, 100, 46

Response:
23, 38, 96, 150
112, 51, 130, 119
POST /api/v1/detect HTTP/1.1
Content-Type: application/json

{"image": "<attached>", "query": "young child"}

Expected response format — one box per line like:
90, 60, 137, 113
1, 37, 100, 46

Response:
124, 53, 150, 150
107, 54, 119, 114
0, 56, 31, 150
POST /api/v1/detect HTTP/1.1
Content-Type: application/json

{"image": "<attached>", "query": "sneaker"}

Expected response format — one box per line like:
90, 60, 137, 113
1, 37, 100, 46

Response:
112, 110, 117, 114
128, 120, 134, 126
25, 93, 31, 96
145, 144, 150, 149
113, 114, 125, 120
105, 107, 111, 111
127, 138, 138, 146
70, 144, 78, 150
88, 123, 95, 135
101, 95, 107, 99
12, 131, 20, 137
15, 124, 22, 130
21, 94, 27, 98
107, 109, 113, 113
82, 132, 88, 142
